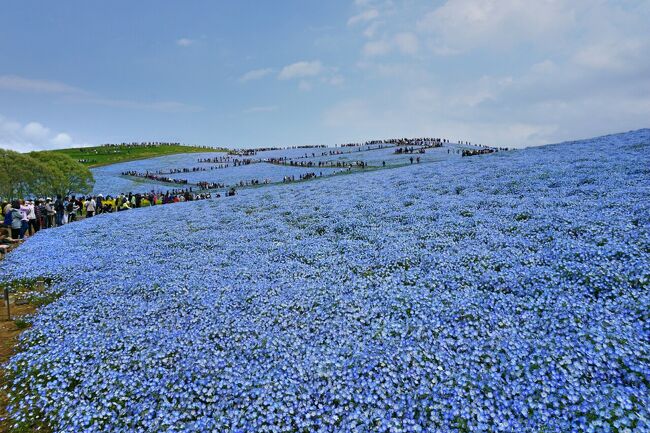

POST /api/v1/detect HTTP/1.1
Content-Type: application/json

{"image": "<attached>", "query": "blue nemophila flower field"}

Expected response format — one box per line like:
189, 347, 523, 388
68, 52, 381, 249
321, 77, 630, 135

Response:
92, 153, 341, 195
2, 130, 649, 432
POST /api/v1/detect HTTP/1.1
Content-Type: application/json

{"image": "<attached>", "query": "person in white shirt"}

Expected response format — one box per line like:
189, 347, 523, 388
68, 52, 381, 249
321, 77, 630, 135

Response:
85, 197, 96, 218
26, 200, 37, 235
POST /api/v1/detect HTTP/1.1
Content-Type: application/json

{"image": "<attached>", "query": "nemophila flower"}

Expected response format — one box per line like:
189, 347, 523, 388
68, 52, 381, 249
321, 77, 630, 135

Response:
1, 130, 649, 432
91, 151, 342, 196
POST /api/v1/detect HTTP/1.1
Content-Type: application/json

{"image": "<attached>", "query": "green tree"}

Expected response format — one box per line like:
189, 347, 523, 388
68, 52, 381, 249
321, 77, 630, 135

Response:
29, 151, 95, 196
0, 149, 94, 200
0, 149, 53, 200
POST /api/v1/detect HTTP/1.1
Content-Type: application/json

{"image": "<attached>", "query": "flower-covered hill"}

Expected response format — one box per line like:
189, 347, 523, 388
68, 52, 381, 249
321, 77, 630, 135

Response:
2, 129, 650, 432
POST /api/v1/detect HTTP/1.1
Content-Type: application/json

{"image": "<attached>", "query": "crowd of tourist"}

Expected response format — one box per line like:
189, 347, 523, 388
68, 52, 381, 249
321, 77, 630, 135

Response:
157, 167, 210, 174
121, 171, 190, 185
196, 181, 225, 189
228, 144, 327, 157
282, 172, 323, 182
197, 157, 257, 166
394, 147, 426, 154
266, 158, 369, 169
0, 189, 223, 244
462, 149, 496, 157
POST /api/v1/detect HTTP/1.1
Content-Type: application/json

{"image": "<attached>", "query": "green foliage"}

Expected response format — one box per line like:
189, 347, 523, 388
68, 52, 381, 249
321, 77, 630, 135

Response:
29, 151, 94, 196
14, 318, 31, 330
515, 212, 532, 221
0, 149, 53, 200
51, 143, 228, 167
0, 148, 93, 200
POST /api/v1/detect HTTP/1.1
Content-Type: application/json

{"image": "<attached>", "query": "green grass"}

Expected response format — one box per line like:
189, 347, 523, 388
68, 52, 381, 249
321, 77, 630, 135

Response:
49, 144, 229, 168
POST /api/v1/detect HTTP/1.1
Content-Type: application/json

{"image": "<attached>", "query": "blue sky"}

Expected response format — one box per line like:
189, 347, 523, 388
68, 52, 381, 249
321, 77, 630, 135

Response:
1, 0, 649, 151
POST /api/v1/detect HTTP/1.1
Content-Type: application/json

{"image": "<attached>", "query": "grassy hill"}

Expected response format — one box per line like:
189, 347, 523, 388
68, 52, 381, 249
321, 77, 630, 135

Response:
50, 144, 228, 168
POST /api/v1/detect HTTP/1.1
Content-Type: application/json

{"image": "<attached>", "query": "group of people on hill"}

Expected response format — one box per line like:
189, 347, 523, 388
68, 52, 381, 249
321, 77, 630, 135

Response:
0, 189, 228, 243
1, 196, 98, 240
462, 148, 498, 157
394, 147, 426, 154
197, 157, 257, 166
196, 181, 225, 189
228, 144, 326, 157
121, 171, 190, 185
157, 167, 209, 174
198, 156, 235, 164
282, 172, 324, 183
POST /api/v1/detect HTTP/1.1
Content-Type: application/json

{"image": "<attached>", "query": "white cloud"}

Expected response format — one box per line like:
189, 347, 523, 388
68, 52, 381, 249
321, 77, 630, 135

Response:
362, 32, 419, 57
243, 105, 278, 113
278, 61, 324, 80
81, 98, 202, 113
416, 0, 576, 54
0, 115, 78, 152
348, 9, 379, 26
323, 99, 375, 128
239, 68, 274, 82
325, 75, 345, 86
342, 0, 650, 146
23, 122, 51, 141
0, 74, 199, 112
176, 38, 195, 47
363, 21, 383, 38
451, 75, 514, 108
278, 61, 344, 90
52, 133, 73, 146
0, 75, 85, 94
393, 32, 419, 55
298, 80, 313, 92
572, 38, 649, 73
363, 40, 392, 57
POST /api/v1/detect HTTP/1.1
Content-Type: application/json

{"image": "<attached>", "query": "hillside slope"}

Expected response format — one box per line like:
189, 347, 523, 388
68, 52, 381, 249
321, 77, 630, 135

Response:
49, 144, 226, 167
2, 129, 649, 432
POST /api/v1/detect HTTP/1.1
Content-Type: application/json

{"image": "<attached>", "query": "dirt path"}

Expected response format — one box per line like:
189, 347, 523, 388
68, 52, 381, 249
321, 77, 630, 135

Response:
0, 298, 48, 433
